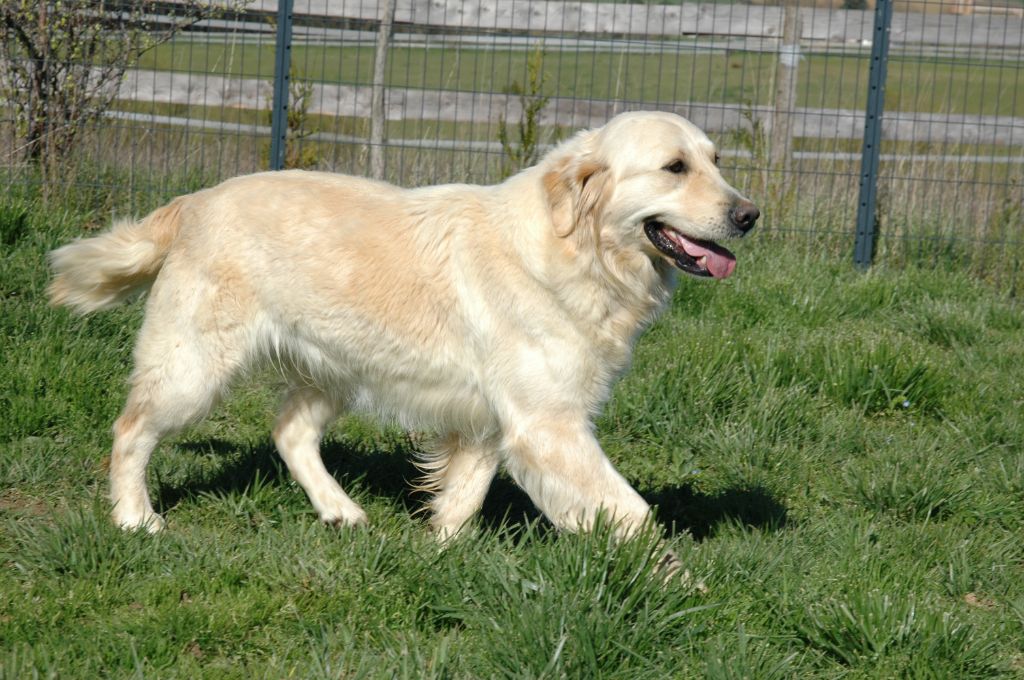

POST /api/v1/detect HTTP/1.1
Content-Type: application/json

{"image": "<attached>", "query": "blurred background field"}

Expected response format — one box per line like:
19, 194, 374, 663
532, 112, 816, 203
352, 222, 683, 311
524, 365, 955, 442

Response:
1, 0, 1022, 288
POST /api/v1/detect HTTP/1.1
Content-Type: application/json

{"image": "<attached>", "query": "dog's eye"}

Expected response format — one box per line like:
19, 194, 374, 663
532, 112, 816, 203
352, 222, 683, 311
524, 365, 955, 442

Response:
713, 153, 721, 166
664, 160, 687, 175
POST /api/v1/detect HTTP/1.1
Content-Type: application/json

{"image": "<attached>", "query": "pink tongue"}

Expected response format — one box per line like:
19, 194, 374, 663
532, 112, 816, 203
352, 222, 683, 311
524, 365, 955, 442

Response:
679, 236, 736, 279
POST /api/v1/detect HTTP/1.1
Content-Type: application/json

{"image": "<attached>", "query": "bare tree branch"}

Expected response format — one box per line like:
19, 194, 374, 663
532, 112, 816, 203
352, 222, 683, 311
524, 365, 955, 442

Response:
0, 1, 246, 171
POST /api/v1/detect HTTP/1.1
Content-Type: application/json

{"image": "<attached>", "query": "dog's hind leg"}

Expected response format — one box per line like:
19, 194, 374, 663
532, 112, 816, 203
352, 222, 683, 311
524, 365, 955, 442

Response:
423, 434, 500, 541
111, 317, 244, 532
273, 386, 368, 527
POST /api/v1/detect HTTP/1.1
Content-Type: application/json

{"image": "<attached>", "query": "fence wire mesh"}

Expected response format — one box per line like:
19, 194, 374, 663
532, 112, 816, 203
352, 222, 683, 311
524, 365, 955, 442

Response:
1, 0, 1022, 288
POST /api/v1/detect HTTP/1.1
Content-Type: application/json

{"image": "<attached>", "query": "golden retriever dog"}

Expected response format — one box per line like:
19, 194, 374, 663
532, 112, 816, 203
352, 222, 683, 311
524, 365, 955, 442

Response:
49, 111, 758, 552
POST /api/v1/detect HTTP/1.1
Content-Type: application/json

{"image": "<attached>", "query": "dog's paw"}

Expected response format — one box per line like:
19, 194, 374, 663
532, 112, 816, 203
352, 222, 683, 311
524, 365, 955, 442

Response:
678, 569, 709, 594
656, 549, 709, 593
114, 510, 166, 533
431, 521, 475, 546
321, 506, 369, 528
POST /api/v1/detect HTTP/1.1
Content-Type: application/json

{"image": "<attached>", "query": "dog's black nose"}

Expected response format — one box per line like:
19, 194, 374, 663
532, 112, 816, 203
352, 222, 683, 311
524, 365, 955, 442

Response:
730, 201, 760, 233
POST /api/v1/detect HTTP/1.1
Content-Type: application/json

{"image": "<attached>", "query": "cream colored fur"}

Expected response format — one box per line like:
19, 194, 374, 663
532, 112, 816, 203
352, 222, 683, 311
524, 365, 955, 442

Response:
49, 111, 755, 548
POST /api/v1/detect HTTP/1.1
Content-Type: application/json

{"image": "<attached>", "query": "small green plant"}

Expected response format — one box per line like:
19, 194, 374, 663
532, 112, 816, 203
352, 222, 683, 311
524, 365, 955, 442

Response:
795, 589, 919, 665
497, 43, 550, 179
264, 64, 321, 170
704, 626, 800, 680
728, 105, 799, 233
846, 455, 972, 521
975, 174, 1024, 274
793, 586, 999, 674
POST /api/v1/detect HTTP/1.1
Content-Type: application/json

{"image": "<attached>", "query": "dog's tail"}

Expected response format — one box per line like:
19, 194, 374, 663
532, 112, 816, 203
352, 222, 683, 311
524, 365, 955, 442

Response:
48, 198, 186, 314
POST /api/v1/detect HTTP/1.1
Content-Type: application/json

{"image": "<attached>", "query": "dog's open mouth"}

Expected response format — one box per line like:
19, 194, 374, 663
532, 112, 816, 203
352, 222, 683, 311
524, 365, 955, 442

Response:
643, 220, 736, 279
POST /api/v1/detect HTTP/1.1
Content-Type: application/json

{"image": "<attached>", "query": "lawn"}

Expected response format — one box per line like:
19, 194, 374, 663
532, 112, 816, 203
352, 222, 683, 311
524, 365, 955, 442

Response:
133, 40, 1024, 117
1, 189, 1023, 677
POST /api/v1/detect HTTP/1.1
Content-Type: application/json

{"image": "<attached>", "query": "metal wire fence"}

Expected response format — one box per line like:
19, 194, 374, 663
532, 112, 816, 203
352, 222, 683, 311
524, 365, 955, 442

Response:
2, 0, 1022, 288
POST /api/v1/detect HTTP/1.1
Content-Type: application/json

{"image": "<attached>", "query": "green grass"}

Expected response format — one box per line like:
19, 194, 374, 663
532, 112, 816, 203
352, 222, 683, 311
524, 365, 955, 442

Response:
2, 192, 1024, 678
134, 40, 1024, 117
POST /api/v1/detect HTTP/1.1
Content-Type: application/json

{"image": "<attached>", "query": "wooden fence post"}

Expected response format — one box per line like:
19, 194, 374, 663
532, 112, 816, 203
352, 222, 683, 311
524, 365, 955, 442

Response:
370, 0, 397, 180
770, 5, 801, 173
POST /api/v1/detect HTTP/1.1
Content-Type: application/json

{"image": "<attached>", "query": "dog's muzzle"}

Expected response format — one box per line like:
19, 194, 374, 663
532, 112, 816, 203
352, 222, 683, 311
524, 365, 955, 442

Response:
643, 220, 737, 279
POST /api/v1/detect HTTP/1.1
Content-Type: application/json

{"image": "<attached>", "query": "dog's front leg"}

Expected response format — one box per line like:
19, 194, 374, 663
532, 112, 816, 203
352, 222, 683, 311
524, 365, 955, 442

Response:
502, 416, 689, 580
500, 415, 652, 537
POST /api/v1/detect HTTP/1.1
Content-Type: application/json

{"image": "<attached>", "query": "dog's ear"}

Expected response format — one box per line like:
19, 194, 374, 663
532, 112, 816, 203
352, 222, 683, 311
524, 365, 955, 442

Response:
543, 156, 610, 238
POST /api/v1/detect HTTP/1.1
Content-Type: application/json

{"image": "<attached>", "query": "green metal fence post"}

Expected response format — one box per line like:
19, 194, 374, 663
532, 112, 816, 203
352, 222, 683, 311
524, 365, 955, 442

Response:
853, 0, 894, 269
269, 0, 294, 171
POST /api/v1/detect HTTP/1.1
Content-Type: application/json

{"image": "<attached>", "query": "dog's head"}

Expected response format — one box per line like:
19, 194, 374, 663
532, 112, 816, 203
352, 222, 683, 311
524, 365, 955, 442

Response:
543, 111, 758, 279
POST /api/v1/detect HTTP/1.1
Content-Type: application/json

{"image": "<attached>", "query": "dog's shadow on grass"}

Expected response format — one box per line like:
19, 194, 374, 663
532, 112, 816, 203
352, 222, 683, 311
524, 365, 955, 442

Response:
157, 437, 422, 514
157, 436, 551, 534
157, 439, 787, 541
645, 483, 788, 540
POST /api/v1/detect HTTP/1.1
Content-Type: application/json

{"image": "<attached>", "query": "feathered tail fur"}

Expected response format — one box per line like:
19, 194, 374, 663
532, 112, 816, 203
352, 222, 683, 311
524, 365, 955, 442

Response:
48, 199, 185, 314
